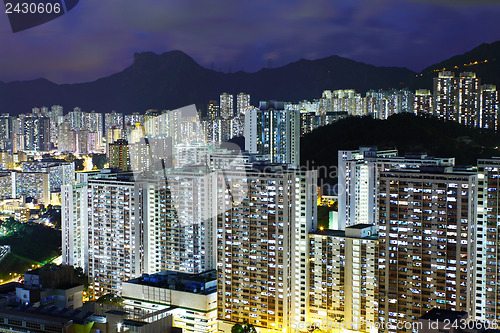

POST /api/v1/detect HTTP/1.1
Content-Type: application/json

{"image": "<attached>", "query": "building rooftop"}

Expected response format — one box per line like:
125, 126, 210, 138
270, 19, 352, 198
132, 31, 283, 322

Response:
309, 229, 345, 237
0, 306, 94, 325
106, 310, 128, 316
347, 224, 373, 229
126, 270, 217, 295
310, 224, 378, 240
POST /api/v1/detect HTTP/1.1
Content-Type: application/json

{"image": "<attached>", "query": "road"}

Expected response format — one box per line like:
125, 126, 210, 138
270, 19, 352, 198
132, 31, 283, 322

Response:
0, 245, 10, 262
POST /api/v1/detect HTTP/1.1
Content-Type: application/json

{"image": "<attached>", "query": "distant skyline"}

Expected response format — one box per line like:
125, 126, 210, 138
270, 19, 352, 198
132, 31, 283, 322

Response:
0, 0, 500, 83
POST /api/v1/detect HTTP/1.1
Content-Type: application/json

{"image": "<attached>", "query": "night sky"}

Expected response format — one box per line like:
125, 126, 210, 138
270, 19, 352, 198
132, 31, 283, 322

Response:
1, 0, 500, 83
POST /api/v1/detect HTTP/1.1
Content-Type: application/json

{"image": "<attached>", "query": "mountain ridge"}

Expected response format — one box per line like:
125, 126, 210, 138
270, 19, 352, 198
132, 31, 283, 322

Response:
3, 41, 500, 115
0, 50, 414, 115
412, 41, 500, 89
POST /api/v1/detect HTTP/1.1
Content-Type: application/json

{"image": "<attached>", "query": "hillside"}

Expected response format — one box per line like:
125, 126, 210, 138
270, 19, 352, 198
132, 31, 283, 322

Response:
412, 41, 500, 90
301, 113, 500, 183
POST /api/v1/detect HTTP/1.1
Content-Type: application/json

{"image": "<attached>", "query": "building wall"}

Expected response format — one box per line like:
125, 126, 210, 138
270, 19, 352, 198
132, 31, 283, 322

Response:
378, 170, 476, 332
476, 159, 500, 321
308, 229, 378, 332
12, 171, 50, 205
338, 148, 455, 228
144, 169, 217, 274
62, 183, 88, 271
122, 280, 217, 333
244, 107, 300, 168
480, 85, 499, 131
87, 179, 143, 298
216, 169, 315, 333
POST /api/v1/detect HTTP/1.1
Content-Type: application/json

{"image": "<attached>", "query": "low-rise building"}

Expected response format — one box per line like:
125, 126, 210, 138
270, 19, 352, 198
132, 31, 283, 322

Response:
122, 270, 217, 333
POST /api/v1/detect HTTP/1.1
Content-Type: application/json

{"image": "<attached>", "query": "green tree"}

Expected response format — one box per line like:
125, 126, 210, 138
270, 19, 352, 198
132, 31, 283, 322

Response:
97, 293, 123, 305
232, 320, 257, 333
92, 154, 107, 169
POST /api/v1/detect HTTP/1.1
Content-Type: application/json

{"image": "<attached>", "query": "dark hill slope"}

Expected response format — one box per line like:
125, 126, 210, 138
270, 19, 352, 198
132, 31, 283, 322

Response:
412, 41, 500, 90
301, 114, 500, 182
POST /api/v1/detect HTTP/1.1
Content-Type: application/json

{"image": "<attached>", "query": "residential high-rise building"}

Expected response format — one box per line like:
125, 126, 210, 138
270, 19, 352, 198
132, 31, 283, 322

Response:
86, 111, 103, 142
20, 115, 50, 152
0, 114, 12, 151
308, 225, 378, 331
21, 160, 75, 191
106, 127, 123, 144
338, 148, 455, 228
384, 89, 413, 117
365, 90, 387, 119
377, 168, 477, 332
48, 105, 63, 149
129, 136, 173, 174
318, 90, 333, 115
57, 121, 75, 153
68, 107, 85, 130
109, 139, 130, 171
12, 116, 22, 153
236, 93, 250, 115
414, 89, 433, 116
144, 109, 160, 137
476, 158, 500, 321
480, 84, 499, 131
11, 171, 51, 205
174, 143, 209, 168
203, 118, 235, 143
431, 71, 497, 129
63, 166, 217, 299
434, 71, 458, 121
245, 101, 300, 167
125, 112, 144, 128
207, 101, 220, 120
230, 116, 244, 138
106, 128, 123, 156
203, 119, 221, 143
144, 167, 217, 275
9, 171, 51, 206
74, 129, 89, 155
216, 166, 317, 332
338, 148, 397, 229
61, 182, 88, 271
220, 93, 234, 119
332, 89, 356, 114
457, 72, 481, 127
145, 106, 204, 147
86, 172, 144, 298
0, 151, 12, 169
105, 111, 124, 132
87, 132, 101, 153
49, 105, 63, 118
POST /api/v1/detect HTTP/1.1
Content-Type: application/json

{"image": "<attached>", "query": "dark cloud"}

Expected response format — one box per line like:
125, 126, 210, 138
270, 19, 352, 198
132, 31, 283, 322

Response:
0, 0, 499, 83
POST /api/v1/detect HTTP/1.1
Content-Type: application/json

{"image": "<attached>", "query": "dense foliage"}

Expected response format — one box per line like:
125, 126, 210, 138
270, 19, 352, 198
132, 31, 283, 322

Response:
301, 113, 500, 184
